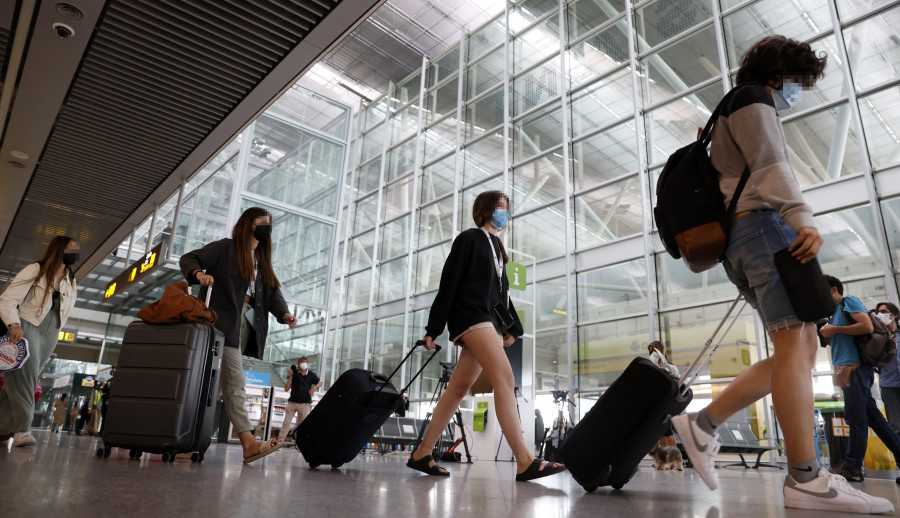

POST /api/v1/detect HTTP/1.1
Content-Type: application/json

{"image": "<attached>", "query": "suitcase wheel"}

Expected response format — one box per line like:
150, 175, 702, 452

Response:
104, 446, 112, 458
331, 463, 342, 470
161, 451, 175, 463
96, 447, 104, 458
191, 452, 200, 463
129, 449, 142, 460
611, 466, 639, 491
582, 485, 598, 493
309, 463, 320, 469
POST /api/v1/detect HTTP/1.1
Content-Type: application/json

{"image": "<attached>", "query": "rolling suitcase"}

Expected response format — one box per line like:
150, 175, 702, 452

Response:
99, 289, 223, 463
560, 295, 747, 491
298, 340, 441, 469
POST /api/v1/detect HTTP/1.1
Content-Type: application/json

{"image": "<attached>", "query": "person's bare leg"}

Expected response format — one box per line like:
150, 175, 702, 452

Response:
460, 327, 559, 474
238, 431, 277, 459
705, 323, 817, 462
411, 345, 483, 471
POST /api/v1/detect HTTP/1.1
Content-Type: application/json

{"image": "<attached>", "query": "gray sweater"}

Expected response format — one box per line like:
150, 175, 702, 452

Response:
710, 85, 815, 232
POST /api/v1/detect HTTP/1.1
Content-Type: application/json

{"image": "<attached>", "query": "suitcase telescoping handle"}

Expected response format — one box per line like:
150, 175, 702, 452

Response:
677, 295, 748, 398
376, 340, 442, 395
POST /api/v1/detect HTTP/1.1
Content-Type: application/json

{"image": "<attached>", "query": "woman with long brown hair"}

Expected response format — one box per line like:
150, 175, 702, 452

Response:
407, 190, 566, 482
181, 207, 297, 463
0, 236, 79, 447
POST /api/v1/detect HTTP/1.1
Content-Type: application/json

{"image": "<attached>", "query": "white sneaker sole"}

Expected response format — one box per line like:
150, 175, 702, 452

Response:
671, 415, 718, 491
785, 495, 894, 514
13, 438, 36, 447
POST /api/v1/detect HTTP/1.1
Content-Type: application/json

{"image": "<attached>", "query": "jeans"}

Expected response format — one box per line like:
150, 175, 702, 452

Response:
841, 365, 900, 469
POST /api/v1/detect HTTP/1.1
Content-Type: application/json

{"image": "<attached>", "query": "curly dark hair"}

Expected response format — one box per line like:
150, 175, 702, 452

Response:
736, 35, 828, 88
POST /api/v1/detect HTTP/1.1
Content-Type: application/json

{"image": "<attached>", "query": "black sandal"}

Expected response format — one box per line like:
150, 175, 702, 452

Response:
406, 453, 450, 477
515, 459, 567, 482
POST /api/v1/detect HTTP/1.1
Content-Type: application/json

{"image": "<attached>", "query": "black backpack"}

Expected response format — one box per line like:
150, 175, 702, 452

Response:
655, 85, 752, 273
842, 304, 895, 369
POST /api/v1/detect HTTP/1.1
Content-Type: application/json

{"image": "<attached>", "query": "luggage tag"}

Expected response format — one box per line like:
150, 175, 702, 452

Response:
0, 336, 30, 372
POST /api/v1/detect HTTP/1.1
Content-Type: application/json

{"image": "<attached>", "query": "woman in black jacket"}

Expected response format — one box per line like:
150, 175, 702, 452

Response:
181, 207, 297, 463
407, 190, 565, 481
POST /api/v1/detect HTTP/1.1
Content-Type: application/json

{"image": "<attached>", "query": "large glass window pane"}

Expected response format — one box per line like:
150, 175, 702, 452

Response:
469, 16, 506, 61
465, 87, 505, 141
422, 118, 456, 165
656, 253, 736, 308
381, 215, 409, 262
427, 45, 460, 88
421, 154, 456, 204
460, 175, 505, 231
575, 175, 643, 248
364, 97, 389, 132
658, 302, 758, 379
349, 231, 375, 272
512, 0, 558, 33
642, 25, 720, 106
571, 120, 639, 191
836, 0, 895, 21
816, 205, 882, 276
418, 197, 454, 248
371, 315, 405, 372
267, 84, 349, 139
462, 134, 505, 185
391, 104, 421, 144
424, 78, 459, 126
723, 0, 830, 69
645, 83, 721, 165
783, 104, 865, 187
383, 175, 414, 220
858, 86, 900, 170
338, 323, 368, 370
577, 259, 648, 321
537, 277, 567, 329
569, 68, 634, 138
635, 0, 713, 52
512, 150, 567, 212
514, 17, 561, 74
568, 23, 630, 88
353, 194, 378, 234
360, 124, 385, 163
345, 270, 372, 311
387, 138, 418, 182
415, 243, 450, 293
246, 116, 344, 218
567, 0, 625, 41
185, 157, 235, 253
377, 258, 408, 303
510, 202, 567, 260
513, 58, 560, 117
467, 47, 506, 100
882, 196, 900, 268
536, 328, 568, 389
577, 316, 651, 388
513, 101, 563, 164
394, 70, 421, 108
357, 157, 382, 195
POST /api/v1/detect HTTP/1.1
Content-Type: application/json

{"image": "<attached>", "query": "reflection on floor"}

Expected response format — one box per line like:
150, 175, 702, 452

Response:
3, 431, 900, 517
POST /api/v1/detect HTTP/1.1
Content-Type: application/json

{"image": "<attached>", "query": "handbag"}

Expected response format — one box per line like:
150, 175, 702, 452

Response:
773, 250, 836, 322
832, 363, 859, 388
137, 281, 217, 325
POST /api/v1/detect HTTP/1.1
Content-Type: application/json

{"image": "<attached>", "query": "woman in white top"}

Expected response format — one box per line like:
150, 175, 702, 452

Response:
0, 236, 79, 447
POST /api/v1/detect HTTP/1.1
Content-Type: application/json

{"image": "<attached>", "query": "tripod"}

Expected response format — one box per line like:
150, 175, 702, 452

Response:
494, 386, 526, 462
412, 363, 472, 463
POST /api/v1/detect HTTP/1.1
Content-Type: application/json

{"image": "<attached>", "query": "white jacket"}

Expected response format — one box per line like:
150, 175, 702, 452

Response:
0, 262, 77, 329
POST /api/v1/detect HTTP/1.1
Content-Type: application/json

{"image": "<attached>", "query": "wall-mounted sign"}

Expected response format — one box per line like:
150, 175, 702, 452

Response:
58, 329, 77, 343
506, 261, 526, 291
53, 374, 73, 389
104, 242, 163, 300
81, 376, 95, 387
243, 370, 271, 386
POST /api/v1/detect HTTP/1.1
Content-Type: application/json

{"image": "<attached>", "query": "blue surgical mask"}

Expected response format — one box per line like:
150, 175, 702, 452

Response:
491, 209, 509, 229
773, 80, 802, 111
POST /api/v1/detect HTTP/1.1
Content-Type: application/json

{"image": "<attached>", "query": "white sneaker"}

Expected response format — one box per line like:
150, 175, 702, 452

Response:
784, 468, 894, 514
12, 431, 36, 447
671, 413, 720, 490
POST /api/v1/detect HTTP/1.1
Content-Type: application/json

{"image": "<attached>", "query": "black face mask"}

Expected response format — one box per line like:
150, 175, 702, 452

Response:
63, 253, 79, 265
252, 225, 272, 242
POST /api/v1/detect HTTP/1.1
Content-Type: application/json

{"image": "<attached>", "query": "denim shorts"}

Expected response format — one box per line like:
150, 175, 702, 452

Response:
722, 209, 803, 332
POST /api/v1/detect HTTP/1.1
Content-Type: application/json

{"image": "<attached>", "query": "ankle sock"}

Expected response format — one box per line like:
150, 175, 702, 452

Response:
693, 409, 720, 436
788, 459, 820, 483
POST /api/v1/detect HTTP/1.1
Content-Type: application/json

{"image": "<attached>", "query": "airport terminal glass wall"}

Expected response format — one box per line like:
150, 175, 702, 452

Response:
90, 84, 349, 378
328, 0, 900, 436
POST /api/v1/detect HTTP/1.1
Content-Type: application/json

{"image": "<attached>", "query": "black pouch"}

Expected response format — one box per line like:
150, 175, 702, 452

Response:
773, 249, 836, 322
492, 301, 514, 334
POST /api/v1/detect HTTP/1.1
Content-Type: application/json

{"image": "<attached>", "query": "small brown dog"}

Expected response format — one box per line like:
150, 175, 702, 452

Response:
649, 444, 684, 471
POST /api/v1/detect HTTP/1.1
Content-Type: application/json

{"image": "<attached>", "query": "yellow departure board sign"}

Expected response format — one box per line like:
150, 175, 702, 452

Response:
103, 242, 163, 300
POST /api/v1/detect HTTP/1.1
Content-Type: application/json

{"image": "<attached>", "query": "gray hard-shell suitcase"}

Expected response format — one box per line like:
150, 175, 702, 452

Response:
99, 294, 223, 463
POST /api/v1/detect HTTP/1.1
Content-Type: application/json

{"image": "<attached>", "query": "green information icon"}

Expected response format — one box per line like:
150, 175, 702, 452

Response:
506, 261, 526, 291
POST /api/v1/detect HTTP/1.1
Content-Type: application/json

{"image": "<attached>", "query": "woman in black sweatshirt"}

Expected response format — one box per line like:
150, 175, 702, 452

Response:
407, 190, 566, 482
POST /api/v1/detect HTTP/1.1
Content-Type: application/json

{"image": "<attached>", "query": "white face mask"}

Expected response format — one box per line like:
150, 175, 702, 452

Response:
876, 313, 894, 326
299, 362, 309, 371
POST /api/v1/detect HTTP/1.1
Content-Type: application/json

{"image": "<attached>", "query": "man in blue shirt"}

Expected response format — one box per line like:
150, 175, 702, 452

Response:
876, 303, 900, 433
820, 276, 900, 481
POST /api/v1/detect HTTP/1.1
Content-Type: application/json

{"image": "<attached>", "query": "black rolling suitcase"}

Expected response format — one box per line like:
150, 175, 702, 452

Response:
298, 340, 441, 469
99, 290, 223, 463
560, 296, 747, 491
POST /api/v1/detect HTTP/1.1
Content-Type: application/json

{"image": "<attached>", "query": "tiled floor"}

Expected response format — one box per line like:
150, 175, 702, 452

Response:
3, 431, 900, 517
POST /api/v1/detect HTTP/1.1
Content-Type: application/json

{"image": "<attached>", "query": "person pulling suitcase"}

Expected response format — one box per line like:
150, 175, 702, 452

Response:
411, 190, 565, 482
670, 36, 893, 514
181, 207, 297, 464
